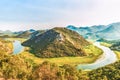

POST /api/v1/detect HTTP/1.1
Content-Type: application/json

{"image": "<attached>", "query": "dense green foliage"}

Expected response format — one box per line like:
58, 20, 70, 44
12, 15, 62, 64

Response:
89, 61, 120, 80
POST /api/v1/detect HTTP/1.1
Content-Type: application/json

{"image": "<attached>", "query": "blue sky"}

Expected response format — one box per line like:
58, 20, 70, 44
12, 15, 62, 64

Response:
0, 0, 120, 31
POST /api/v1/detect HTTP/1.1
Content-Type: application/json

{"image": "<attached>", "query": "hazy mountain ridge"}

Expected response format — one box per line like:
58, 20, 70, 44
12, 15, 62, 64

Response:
96, 23, 120, 40
67, 22, 120, 40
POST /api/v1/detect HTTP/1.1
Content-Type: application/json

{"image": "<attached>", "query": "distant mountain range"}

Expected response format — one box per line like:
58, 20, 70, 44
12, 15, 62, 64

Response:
15, 29, 37, 38
0, 29, 45, 39
0, 22, 120, 40
0, 30, 15, 37
22, 27, 101, 58
67, 22, 120, 40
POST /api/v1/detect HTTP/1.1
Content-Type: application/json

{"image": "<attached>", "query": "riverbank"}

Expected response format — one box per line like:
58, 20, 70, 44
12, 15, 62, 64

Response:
114, 51, 120, 60
19, 50, 102, 66
13, 40, 24, 54
77, 42, 117, 70
100, 42, 120, 60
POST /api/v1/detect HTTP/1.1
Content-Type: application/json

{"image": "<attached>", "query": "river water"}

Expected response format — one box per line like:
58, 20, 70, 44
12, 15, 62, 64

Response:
13, 40, 24, 54
77, 42, 117, 70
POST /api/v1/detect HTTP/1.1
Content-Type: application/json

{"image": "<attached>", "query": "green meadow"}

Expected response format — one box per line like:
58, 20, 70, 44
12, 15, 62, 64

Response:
19, 50, 102, 66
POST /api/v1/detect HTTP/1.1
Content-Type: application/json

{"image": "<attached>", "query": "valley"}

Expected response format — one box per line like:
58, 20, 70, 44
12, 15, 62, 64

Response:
6, 38, 102, 66
9, 38, 117, 70
0, 23, 120, 80
0, 0, 120, 79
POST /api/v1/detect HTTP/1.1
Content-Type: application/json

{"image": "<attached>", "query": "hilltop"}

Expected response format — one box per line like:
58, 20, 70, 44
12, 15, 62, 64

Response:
22, 27, 102, 58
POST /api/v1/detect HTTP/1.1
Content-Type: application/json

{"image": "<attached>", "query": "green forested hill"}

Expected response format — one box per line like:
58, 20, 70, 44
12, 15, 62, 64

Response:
22, 27, 102, 58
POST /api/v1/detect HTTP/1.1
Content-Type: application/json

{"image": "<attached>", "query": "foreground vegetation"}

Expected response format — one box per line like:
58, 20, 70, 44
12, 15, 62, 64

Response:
0, 51, 120, 80
0, 51, 89, 80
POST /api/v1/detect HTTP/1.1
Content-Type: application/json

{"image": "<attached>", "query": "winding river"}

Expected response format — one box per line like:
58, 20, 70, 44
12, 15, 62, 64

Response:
12, 41, 117, 70
77, 42, 117, 70
13, 40, 24, 54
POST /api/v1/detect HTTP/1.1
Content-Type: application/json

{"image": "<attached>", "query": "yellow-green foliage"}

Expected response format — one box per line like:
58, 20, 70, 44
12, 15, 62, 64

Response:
83, 45, 103, 56
6, 38, 27, 42
31, 61, 89, 80
0, 54, 32, 80
114, 51, 120, 60
19, 50, 102, 66
0, 38, 13, 54
0, 50, 89, 80
100, 42, 112, 47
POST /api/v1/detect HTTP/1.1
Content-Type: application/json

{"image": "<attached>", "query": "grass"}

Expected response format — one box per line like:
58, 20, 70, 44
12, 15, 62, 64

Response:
114, 51, 120, 60
83, 45, 103, 56
100, 42, 112, 47
19, 48, 102, 66
5, 38, 27, 42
